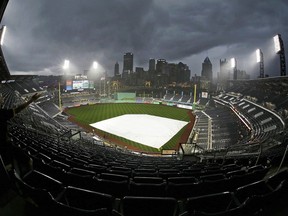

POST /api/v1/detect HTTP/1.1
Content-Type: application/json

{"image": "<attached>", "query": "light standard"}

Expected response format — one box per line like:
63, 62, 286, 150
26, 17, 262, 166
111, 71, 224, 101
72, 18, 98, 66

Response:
60, 59, 70, 110
63, 59, 70, 75
93, 61, 98, 70
256, 49, 264, 78
0, 25, 6, 46
273, 34, 286, 76
231, 58, 237, 80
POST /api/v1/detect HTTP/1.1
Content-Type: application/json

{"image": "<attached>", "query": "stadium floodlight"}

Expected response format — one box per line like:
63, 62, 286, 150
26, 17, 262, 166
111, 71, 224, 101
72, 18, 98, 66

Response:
273, 34, 286, 76
230, 58, 236, 68
256, 49, 264, 78
63, 59, 70, 70
93, 61, 98, 69
274, 34, 281, 53
256, 49, 261, 63
0, 25, 7, 46
231, 58, 237, 80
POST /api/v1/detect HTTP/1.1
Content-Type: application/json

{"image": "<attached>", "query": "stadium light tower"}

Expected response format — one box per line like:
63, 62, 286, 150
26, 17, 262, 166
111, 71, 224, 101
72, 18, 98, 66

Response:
273, 34, 286, 76
231, 58, 237, 80
256, 49, 264, 78
93, 61, 98, 70
63, 59, 70, 70
0, 25, 7, 46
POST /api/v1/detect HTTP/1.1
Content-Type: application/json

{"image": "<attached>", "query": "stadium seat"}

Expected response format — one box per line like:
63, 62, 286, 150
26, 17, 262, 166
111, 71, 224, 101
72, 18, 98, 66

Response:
97, 177, 129, 198
129, 181, 167, 197
65, 171, 98, 189
99, 172, 129, 182
181, 168, 203, 178
199, 173, 226, 181
221, 163, 242, 173
51, 186, 114, 216
68, 167, 96, 177
236, 180, 286, 215
108, 166, 132, 177
121, 196, 178, 216
228, 168, 268, 191
158, 168, 181, 179
14, 169, 63, 208
133, 176, 164, 184
234, 179, 274, 204
225, 169, 246, 178
182, 191, 241, 216
167, 176, 198, 184
199, 178, 231, 195
86, 163, 107, 174
32, 160, 67, 183
265, 168, 288, 190
49, 160, 71, 171
166, 182, 201, 199
132, 168, 158, 177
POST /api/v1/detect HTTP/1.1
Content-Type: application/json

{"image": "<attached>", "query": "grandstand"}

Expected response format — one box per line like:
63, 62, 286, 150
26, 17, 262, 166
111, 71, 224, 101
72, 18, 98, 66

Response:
1, 70, 288, 216
1, 2, 288, 216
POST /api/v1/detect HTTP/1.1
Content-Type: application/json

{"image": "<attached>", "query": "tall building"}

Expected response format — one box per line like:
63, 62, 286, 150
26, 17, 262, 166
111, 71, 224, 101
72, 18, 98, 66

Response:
123, 52, 133, 74
168, 62, 191, 83
219, 59, 231, 82
156, 59, 168, 75
178, 62, 191, 83
217, 59, 231, 91
149, 58, 156, 72
201, 57, 213, 82
114, 62, 120, 77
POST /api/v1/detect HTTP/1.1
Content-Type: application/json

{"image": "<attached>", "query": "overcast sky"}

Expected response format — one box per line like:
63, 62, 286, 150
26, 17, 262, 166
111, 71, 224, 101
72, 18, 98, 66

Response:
1, 0, 288, 78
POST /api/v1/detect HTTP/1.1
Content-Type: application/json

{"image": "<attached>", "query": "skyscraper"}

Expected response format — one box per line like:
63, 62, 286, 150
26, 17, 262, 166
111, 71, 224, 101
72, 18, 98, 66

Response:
156, 59, 168, 75
123, 52, 133, 74
114, 62, 120, 77
219, 58, 230, 82
201, 57, 213, 82
149, 58, 156, 72
217, 58, 231, 91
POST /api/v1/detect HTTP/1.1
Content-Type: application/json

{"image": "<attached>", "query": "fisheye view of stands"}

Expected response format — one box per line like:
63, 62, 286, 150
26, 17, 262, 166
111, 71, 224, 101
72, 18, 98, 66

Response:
1, 1, 288, 216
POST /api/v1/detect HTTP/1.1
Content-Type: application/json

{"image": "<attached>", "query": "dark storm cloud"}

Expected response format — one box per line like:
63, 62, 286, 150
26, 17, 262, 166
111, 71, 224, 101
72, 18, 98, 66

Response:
157, 0, 288, 58
1, 0, 288, 77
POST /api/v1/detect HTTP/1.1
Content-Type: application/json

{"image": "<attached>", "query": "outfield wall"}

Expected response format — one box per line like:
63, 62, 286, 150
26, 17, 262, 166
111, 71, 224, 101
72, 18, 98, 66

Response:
115, 92, 136, 101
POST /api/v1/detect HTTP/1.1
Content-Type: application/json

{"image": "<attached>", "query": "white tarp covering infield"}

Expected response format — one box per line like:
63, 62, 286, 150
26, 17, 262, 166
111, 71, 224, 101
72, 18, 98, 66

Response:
90, 114, 188, 149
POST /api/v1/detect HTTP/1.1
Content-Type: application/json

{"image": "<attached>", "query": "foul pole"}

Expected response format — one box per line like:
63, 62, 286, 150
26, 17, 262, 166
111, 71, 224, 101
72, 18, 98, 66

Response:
193, 84, 197, 104
58, 81, 62, 110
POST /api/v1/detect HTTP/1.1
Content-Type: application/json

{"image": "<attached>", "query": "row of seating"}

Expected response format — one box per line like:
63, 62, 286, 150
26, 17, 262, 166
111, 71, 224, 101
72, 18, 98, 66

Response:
13, 164, 288, 216
216, 94, 284, 143
11, 138, 271, 201
225, 77, 288, 113
11, 128, 270, 182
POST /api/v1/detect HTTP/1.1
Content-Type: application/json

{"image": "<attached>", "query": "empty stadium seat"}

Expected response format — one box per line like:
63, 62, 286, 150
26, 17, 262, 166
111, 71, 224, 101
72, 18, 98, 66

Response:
166, 182, 201, 199
129, 181, 167, 197
121, 196, 178, 216
182, 191, 241, 216
133, 176, 164, 184
97, 176, 129, 198
51, 186, 114, 216
14, 169, 63, 208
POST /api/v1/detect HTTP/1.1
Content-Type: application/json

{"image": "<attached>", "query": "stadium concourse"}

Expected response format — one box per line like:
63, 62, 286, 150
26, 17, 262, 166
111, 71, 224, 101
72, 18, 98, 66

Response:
0, 75, 288, 216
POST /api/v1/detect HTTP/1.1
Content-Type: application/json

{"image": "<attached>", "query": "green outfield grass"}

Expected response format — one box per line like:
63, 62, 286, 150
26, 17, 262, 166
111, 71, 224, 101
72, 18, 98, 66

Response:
65, 103, 191, 152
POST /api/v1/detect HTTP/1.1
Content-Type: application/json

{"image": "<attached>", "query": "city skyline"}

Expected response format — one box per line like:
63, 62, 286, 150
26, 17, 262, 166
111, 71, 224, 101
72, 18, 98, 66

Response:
1, 0, 288, 78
